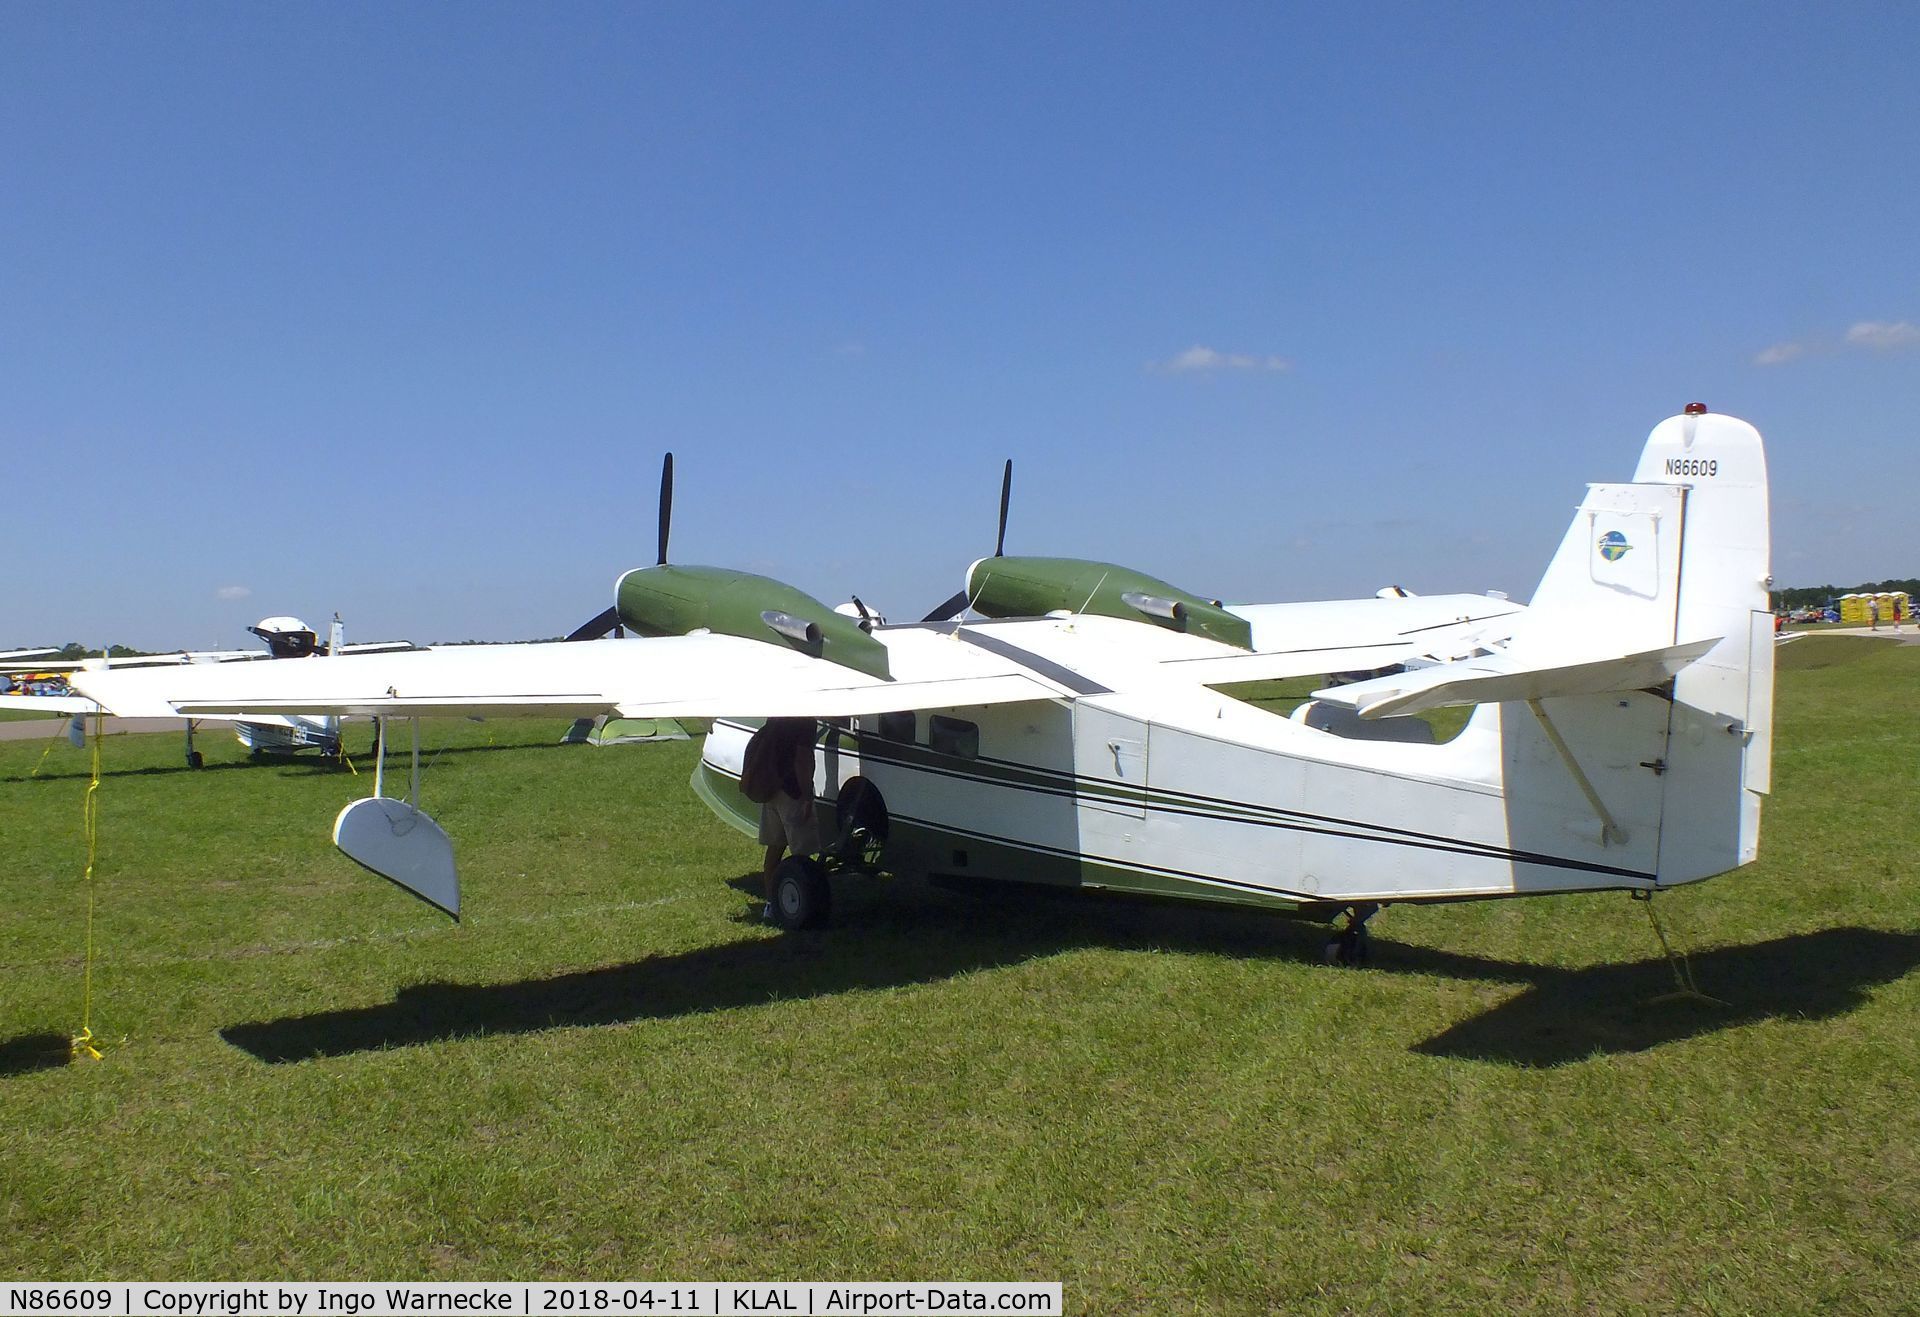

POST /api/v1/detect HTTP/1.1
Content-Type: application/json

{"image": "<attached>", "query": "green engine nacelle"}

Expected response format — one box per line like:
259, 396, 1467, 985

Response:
964, 556, 1252, 650
614, 565, 890, 681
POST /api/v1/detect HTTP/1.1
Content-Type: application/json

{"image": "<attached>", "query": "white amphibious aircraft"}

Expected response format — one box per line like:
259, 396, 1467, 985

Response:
73, 407, 1771, 960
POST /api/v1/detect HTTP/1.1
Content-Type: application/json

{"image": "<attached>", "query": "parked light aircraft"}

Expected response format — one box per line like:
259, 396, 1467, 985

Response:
73, 407, 1772, 962
9, 616, 414, 765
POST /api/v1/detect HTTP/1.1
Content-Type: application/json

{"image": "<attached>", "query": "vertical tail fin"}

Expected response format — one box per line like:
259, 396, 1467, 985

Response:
1530, 409, 1772, 883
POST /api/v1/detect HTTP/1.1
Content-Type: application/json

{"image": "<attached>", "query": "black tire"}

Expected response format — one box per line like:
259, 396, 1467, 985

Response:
186, 750, 205, 770
1323, 926, 1369, 967
771, 855, 832, 931
833, 777, 889, 871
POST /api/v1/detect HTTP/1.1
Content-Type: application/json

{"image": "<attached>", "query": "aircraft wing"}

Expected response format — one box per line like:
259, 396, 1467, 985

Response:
336, 641, 420, 655
1160, 641, 1435, 685
1165, 592, 1528, 684
70, 631, 1065, 722
3, 650, 262, 675
1229, 593, 1525, 651
0, 694, 99, 713
1308, 637, 1720, 719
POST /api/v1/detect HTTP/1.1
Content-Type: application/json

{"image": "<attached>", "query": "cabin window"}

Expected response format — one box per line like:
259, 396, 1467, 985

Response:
878, 711, 916, 743
929, 715, 979, 759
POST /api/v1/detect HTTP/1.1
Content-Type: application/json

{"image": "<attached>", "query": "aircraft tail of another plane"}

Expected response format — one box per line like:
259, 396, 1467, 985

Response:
1529, 408, 1774, 883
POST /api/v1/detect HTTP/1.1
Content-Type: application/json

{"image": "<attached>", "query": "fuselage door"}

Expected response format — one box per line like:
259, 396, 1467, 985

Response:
1074, 704, 1149, 819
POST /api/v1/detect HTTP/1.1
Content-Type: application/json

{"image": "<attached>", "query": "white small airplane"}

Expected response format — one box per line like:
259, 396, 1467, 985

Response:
73, 407, 1772, 963
9, 615, 415, 765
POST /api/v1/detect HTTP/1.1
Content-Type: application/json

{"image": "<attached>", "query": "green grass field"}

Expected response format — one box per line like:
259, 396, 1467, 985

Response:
3, 637, 1918, 1311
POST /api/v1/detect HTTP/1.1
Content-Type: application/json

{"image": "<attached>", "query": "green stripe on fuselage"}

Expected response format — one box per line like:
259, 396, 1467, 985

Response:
692, 752, 1308, 913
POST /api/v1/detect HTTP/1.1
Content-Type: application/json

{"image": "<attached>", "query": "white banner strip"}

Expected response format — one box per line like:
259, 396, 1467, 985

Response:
1, 1282, 1063, 1317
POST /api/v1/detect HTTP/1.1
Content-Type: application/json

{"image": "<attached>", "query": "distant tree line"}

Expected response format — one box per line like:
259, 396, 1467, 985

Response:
1773, 579, 1920, 609
36, 643, 152, 660
436, 637, 566, 646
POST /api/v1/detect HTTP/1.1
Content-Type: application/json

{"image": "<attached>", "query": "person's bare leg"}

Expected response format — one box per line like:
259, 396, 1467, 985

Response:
763, 843, 785, 902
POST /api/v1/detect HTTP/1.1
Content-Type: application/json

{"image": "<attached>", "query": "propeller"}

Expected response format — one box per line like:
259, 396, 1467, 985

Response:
657, 451, 673, 566
921, 459, 1012, 622
994, 457, 1011, 557
566, 451, 675, 642
564, 607, 621, 642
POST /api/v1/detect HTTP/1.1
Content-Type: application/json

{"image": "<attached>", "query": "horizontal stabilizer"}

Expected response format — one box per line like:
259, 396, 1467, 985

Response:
1310, 637, 1720, 719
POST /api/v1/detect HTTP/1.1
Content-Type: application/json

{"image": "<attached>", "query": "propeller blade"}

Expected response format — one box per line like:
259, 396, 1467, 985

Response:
658, 452, 674, 565
922, 459, 1012, 622
920, 590, 971, 624
565, 606, 622, 642
994, 459, 1012, 557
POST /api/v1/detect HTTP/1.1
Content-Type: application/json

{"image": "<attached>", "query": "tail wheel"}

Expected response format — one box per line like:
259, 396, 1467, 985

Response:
772, 856, 831, 931
834, 777, 889, 872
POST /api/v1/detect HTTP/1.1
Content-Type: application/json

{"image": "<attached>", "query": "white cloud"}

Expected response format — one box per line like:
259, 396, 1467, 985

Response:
1755, 318, 1920, 366
1153, 344, 1293, 374
1843, 320, 1920, 351
216, 585, 252, 601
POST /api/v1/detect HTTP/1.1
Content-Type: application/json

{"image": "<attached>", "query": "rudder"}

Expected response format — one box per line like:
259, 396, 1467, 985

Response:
1637, 410, 1773, 882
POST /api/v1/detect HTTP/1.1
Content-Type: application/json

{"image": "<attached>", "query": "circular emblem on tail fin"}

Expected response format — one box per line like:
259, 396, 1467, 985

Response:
1597, 530, 1632, 562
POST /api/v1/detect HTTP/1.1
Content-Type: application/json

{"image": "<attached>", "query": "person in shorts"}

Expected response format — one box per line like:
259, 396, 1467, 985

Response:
744, 717, 823, 917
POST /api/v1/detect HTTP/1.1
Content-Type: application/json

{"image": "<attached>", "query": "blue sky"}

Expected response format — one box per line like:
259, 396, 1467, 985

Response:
4, 2, 1916, 648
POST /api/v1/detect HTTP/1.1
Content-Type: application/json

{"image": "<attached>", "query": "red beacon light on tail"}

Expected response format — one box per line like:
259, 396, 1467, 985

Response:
1684, 402, 1709, 415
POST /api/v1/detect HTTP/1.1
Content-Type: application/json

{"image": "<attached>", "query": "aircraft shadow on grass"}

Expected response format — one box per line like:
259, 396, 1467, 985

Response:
0, 1032, 78, 1079
215, 874, 1920, 1069
1405, 926, 1920, 1067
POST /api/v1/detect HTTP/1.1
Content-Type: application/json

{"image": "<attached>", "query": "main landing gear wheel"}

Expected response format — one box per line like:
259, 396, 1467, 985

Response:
771, 855, 832, 931
1322, 903, 1380, 967
186, 750, 204, 770
833, 777, 889, 872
